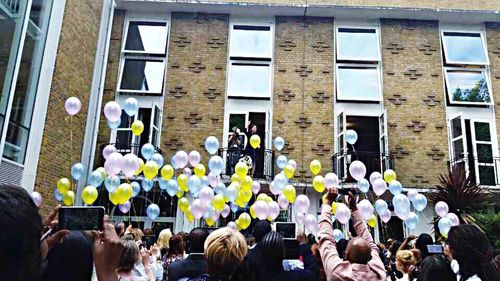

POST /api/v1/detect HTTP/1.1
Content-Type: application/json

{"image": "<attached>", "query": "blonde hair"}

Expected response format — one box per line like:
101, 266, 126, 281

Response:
396, 250, 417, 273
204, 227, 248, 279
157, 228, 173, 250
130, 228, 144, 241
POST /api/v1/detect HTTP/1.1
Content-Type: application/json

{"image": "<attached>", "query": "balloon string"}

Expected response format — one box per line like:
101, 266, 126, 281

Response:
70, 115, 74, 192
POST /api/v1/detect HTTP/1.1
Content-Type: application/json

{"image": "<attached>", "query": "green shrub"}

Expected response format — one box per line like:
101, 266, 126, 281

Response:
473, 213, 500, 248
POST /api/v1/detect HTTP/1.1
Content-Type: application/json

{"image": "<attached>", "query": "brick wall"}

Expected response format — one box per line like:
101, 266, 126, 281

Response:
274, 17, 334, 180
161, 12, 229, 161
35, 0, 103, 215
381, 19, 449, 188
485, 23, 500, 143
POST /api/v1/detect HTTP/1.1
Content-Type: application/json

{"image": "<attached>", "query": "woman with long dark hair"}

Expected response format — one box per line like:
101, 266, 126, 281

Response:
162, 235, 185, 280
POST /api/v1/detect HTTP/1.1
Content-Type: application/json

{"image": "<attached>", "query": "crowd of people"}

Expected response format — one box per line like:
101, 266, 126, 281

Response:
1, 184, 499, 281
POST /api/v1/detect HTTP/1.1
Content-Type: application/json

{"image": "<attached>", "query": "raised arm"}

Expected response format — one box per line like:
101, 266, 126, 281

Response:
318, 188, 343, 277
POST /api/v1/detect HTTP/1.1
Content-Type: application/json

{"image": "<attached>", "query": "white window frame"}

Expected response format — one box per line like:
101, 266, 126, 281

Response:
116, 55, 166, 94
335, 26, 381, 62
441, 30, 490, 66
335, 63, 383, 102
470, 119, 497, 186
443, 67, 493, 106
121, 18, 169, 55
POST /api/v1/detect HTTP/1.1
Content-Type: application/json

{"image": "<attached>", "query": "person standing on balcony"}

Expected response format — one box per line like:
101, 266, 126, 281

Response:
244, 121, 258, 177
227, 127, 242, 175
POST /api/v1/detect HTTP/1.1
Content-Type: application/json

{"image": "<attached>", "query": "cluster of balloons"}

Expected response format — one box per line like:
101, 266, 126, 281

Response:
435, 201, 459, 237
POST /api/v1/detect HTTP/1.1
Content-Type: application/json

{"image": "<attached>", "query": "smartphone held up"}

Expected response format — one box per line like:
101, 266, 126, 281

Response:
58, 206, 105, 231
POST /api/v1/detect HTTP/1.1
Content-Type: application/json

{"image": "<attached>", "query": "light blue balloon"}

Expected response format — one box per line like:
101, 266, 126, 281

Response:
333, 229, 344, 242
393, 194, 411, 214
166, 179, 179, 197
274, 173, 287, 190
405, 212, 420, 230
188, 175, 202, 197
170, 156, 178, 170
105, 176, 121, 193
123, 97, 139, 116
159, 178, 168, 191
107, 119, 121, 129
345, 129, 358, 145
226, 184, 238, 202
205, 136, 219, 155
214, 182, 226, 195
203, 205, 213, 219
200, 176, 209, 187
276, 155, 288, 170
230, 202, 239, 213
131, 181, 141, 197
151, 153, 164, 168
208, 156, 225, 175
88, 170, 104, 187
54, 188, 63, 201
357, 179, 370, 193
71, 163, 85, 181
141, 143, 155, 161
274, 137, 285, 151
142, 178, 154, 192
412, 194, 428, 212
438, 217, 452, 235
146, 203, 160, 220
388, 180, 403, 196
375, 199, 389, 215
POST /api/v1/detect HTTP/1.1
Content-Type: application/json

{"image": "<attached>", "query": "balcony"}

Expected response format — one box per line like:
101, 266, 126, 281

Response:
96, 142, 163, 167
219, 147, 275, 181
332, 151, 395, 183
449, 157, 500, 187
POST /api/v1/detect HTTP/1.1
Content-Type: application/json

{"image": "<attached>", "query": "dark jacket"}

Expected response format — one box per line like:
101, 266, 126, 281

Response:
259, 244, 320, 281
168, 253, 206, 281
231, 243, 266, 281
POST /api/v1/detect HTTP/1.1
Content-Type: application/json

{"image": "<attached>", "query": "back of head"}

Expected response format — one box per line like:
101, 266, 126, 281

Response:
42, 231, 93, 281
118, 239, 140, 273
417, 255, 456, 281
448, 224, 499, 281
396, 250, 417, 273
307, 234, 316, 245
415, 233, 433, 259
346, 237, 372, 264
169, 234, 185, 256
260, 231, 285, 263
337, 238, 349, 259
0, 184, 42, 281
188, 228, 210, 254
157, 228, 173, 250
253, 220, 271, 243
390, 240, 403, 258
130, 228, 144, 241
204, 227, 247, 279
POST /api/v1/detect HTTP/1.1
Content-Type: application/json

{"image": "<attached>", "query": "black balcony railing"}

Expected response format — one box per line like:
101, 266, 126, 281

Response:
332, 151, 395, 183
449, 157, 500, 186
97, 143, 163, 167
218, 147, 275, 180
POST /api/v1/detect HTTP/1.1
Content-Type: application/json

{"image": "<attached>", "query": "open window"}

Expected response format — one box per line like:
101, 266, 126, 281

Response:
379, 110, 389, 172
441, 32, 488, 65
335, 111, 347, 179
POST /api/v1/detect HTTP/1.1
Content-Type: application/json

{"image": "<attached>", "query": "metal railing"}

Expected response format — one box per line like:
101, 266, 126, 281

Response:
449, 157, 500, 186
97, 143, 163, 167
332, 151, 395, 183
218, 147, 275, 180
1, 0, 20, 15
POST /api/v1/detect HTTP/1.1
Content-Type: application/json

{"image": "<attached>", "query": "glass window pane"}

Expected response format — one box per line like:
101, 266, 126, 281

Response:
120, 59, 165, 93
228, 64, 270, 98
452, 139, 464, 159
447, 71, 491, 103
452, 117, 462, 138
116, 130, 132, 149
477, 144, 493, 163
474, 122, 491, 142
119, 110, 132, 129
337, 67, 380, 100
229, 114, 245, 132
125, 21, 167, 54
153, 106, 160, 127
0, 11, 21, 118
443, 32, 487, 64
230, 26, 272, 58
337, 28, 379, 61
478, 166, 495, 186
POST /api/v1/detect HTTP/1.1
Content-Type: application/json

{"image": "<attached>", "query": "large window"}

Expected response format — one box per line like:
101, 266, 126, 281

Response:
118, 19, 168, 95
335, 26, 381, 102
441, 30, 492, 105
227, 24, 273, 98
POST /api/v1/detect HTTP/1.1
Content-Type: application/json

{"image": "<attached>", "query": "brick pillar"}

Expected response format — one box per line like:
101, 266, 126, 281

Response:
485, 23, 500, 144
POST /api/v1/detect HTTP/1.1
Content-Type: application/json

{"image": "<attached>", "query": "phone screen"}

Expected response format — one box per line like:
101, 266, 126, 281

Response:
142, 235, 156, 248
283, 239, 300, 260
427, 244, 444, 254
59, 206, 105, 230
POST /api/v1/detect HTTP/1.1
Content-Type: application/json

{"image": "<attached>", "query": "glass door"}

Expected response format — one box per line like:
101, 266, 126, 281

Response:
448, 112, 468, 174
379, 110, 389, 172
471, 121, 495, 185
336, 111, 346, 179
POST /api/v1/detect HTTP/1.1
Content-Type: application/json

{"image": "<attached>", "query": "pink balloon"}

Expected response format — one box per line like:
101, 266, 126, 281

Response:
349, 161, 366, 181
295, 195, 310, 214
102, 144, 117, 160
325, 173, 339, 188
295, 212, 305, 225
252, 181, 261, 194
335, 204, 351, 224
188, 151, 201, 167
287, 159, 297, 170
369, 172, 383, 185
372, 178, 387, 196
103, 101, 121, 122
175, 151, 189, 169
379, 210, 391, 223
278, 194, 289, 210
31, 191, 42, 207
65, 97, 81, 116
254, 200, 268, 220
269, 181, 281, 195
199, 186, 214, 205
183, 168, 192, 176
446, 212, 460, 226
407, 190, 419, 202
105, 152, 123, 176
357, 199, 374, 221
211, 210, 220, 221
119, 201, 131, 213
267, 201, 280, 220
304, 214, 318, 232
191, 199, 205, 219
221, 204, 230, 218
435, 201, 449, 218
227, 221, 236, 230
208, 172, 219, 188
395, 208, 409, 220
121, 153, 140, 178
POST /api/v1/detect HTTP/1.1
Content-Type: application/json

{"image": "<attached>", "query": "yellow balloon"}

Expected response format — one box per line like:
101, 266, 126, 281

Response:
205, 218, 215, 226
331, 202, 338, 214
239, 189, 252, 203
176, 190, 184, 198
249, 134, 261, 149
185, 207, 194, 222
231, 173, 241, 184
135, 158, 144, 176
131, 120, 144, 136
116, 183, 132, 204
250, 204, 257, 219
62, 190, 75, 206
109, 191, 119, 205
57, 178, 71, 194
143, 161, 159, 180
235, 219, 243, 230
96, 167, 107, 181
235, 162, 249, 178
384, 169, 397, 183
241, 176, 253, 191
257, 194, 268, 202
283, 164, 295, 179
238, 212, 251, 229
213, 194, 225, 211
283, 184, 296, 203
264, 195, 272, 203
310, 160, 322, 175
161, 164, 174, 180
313, 175, 326, 193
367, 214, 377, 228
178, 197, 189, 212
82, 185, 98, 205
177, 174, 188, 192
194, 164, 206, 177
235, 197, 246, 208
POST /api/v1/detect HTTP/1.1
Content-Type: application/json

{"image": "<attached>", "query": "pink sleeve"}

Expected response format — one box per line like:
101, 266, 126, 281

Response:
352, 210, 386, 277
318, 204, 344, 278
